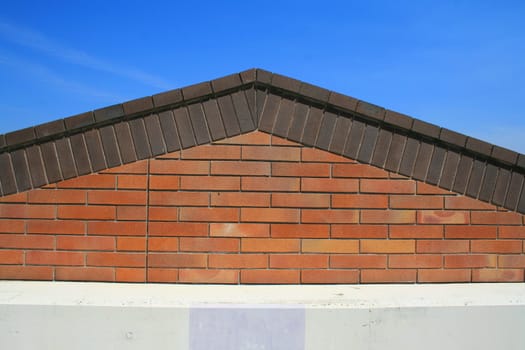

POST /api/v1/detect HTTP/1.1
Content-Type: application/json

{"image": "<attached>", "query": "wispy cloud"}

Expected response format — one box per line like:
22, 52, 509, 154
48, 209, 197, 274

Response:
0, 51, 125, 100
0, 20, 172, 90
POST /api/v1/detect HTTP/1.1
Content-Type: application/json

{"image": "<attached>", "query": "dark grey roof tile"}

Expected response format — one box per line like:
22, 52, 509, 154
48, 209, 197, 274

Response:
343, 119, 366, 160
211, 73, 242, 93
239, 68, 257, 83
466, 137, 492, 157
123, 97, 154, 115
202, 100, 226, 141
99, 126, 122, 168
412, 119, 440, 139
0, 135, 5, 148
40, 141, 63, 183
315, 112, 337, 151
504, 173, 524, 211
84, 129, 107, 172
412, 142, 433, 181
440, 128, 467, 148
55, 138, 78, 180
11, 149, 32, 192
426, 146, 447, 185
70, 134, 92, 175
398, 137, 419, 177
478, 164, 498, 202
114, 122, 137, 163
273, 98, 295, 138
271, 73, 301, 93
491, 146, 518, 165
158, 110, 181, 152
182, 82, 212, 101
328, 92, 358, 111
492, 168, 510, 206
287, 104, 309, 143
26, 145, 47, 188
256, 69, 273, 84
258, 93, 280, 133
129, 118, 152, 160
0, 153, 16, 195
152, 89, 183, 107
371, 129, 392, 168
173, 107, 196, 149
216, 95, 241, 137
384, 110, 413, 130
94, 104, 124, 122
231, 90, 256, 133
517, 154, 525, 169
6, 127, 35, 146
517, 186, 525, 214
328, 117, 352, 155
439, 151, 460, 190
144, 114, 167, 156
65, 112, 95, 130
452, 155, 473, 194
187, 103, 211, 145
300, 82, 330, 102
356, 101, 385, 121
301, 107, 323, 147
384, 133, 406, 172
465, 160, 485, 198
35, 120, 65, 138
357, 125, 379, 164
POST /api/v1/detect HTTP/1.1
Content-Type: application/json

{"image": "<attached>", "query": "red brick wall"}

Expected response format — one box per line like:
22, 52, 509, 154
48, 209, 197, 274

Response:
1, 131, 524, 283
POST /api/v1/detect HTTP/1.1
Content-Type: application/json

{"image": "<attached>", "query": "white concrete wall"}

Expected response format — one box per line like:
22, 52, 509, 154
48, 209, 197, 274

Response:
1, 282, 524, 350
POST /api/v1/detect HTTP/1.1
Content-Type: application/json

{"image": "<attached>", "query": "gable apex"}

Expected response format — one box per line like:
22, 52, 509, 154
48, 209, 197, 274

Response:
0, 69, 524, 214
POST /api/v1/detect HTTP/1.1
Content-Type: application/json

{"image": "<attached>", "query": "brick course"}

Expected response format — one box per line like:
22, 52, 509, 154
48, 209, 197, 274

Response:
0, 131, 524, 283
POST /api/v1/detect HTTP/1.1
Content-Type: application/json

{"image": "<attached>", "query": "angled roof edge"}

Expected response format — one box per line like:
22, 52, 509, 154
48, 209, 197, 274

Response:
0, 68, 524, 214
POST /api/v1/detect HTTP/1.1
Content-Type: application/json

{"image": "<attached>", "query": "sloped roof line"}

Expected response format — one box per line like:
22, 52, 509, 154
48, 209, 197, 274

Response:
0, 68, 524, 214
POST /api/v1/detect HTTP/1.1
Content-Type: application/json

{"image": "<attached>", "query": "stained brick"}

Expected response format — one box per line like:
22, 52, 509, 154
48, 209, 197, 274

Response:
498, 255, 525, 268
147, 268, 178, 283
445, 255, 496, 268
0, 234, 54, 249
0, 250, 24, 264
150, 160, 209, 174
179, 269, 239, 284
242, 177, 300, 192
417, 210, 469, 224
302, 239, 359, 253
210, 223, 269, 237
361, 210, 416, 224
472, 269, 524, 282
0, 204, 55, 219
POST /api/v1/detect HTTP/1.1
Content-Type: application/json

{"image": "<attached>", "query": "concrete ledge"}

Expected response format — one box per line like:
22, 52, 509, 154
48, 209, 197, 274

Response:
1, 282, 525, 349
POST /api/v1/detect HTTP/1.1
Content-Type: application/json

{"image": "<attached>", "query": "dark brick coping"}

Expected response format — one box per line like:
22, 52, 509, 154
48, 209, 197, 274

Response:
1, 68, 524, 213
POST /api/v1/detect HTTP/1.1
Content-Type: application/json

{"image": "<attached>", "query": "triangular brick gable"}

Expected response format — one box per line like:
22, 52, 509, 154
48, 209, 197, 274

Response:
1, 131, 524, 283
0, 69, 524, 214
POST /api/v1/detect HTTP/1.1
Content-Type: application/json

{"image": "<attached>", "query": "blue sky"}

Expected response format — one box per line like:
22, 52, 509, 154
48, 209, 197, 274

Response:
1, 1, 524, 153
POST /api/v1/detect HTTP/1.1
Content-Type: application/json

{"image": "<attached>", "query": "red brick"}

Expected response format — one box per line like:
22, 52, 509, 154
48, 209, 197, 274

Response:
210, 223, 269, 237
211, 192, 270, 207
418, 269, 471, 283
416, 182, 452, 195
87, 252, 145, 267
330, 255, 387, 268
301, 178, 358, 193
26, 251, 84, 266
0, 220, 26, 233
445, 196, 497, 210
361, 210, 416, 224
301, 148, 353, 163
241, 269, 300, 284
471, 240, 522, 254
149, 176, 179, 190
0, 192, 27, 203
116, 268, 145, 282
270, 254, 328, 268
389, 255, 442, 268
417, 240, 469, 253
147, 268, 178, 283
117, 206, 147, 220
57, 174, 116, 189
148, 222, 208, 237
272, 163, 330, 177
333, 164, 390, 178
148, 253, 207, 268
58, 206, 115, 220
271, 224, 329, 238
271, 135, 301, 146
241, 208, 299, 223
27, 220, 85, 235
181, 176, 240, 191
241, 238, 299, 252
472, 269, 524, 282
445, 226, 497, 239
361, 269, 416, 283
302, 209, 358, 224
302, 239, 359, 253
0, 250, 24, 264
389, 225, 443, 239
148, 237, 179, 252
148, 207, 178, 221
149, 191, 208, 206
181, 145, 241, 159
498, 255, 525, 268
0, 234, 54, 249
117, 237, 146, 251
0, 204, 55, 219
217, 131, 271, 145
102, 160, 147, 174
445, 255, 497, 268
55, 267, 114, 281
499, 226, 525, 239
150, 159, 209, 174
242, 177, 299, 192
360, 179, 415, 194
301, 270, 359, 284
0, 266, 53, 280
28, 189, 86, 204
333, 194, 388, 208
211, 161, 270, 176
390, 195, 443, 209
87, 222, 146, 236
361, 240, 415, 253
332, 225, 388, 239
180, 207, 238, 222
179, 269, 239, 284
272, 193, 330, 208
57, 236, 115, 251
242, 146, 300, 161
471, 212, 522, 225
209, 254, 268, 268
117, 175, 148, 190
180, 238, 239, 252
417, 210, 469, 224
88, 190, 146, 205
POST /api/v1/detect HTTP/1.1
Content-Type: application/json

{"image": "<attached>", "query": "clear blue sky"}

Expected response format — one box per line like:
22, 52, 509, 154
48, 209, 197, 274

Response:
1, 1, 524, 153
